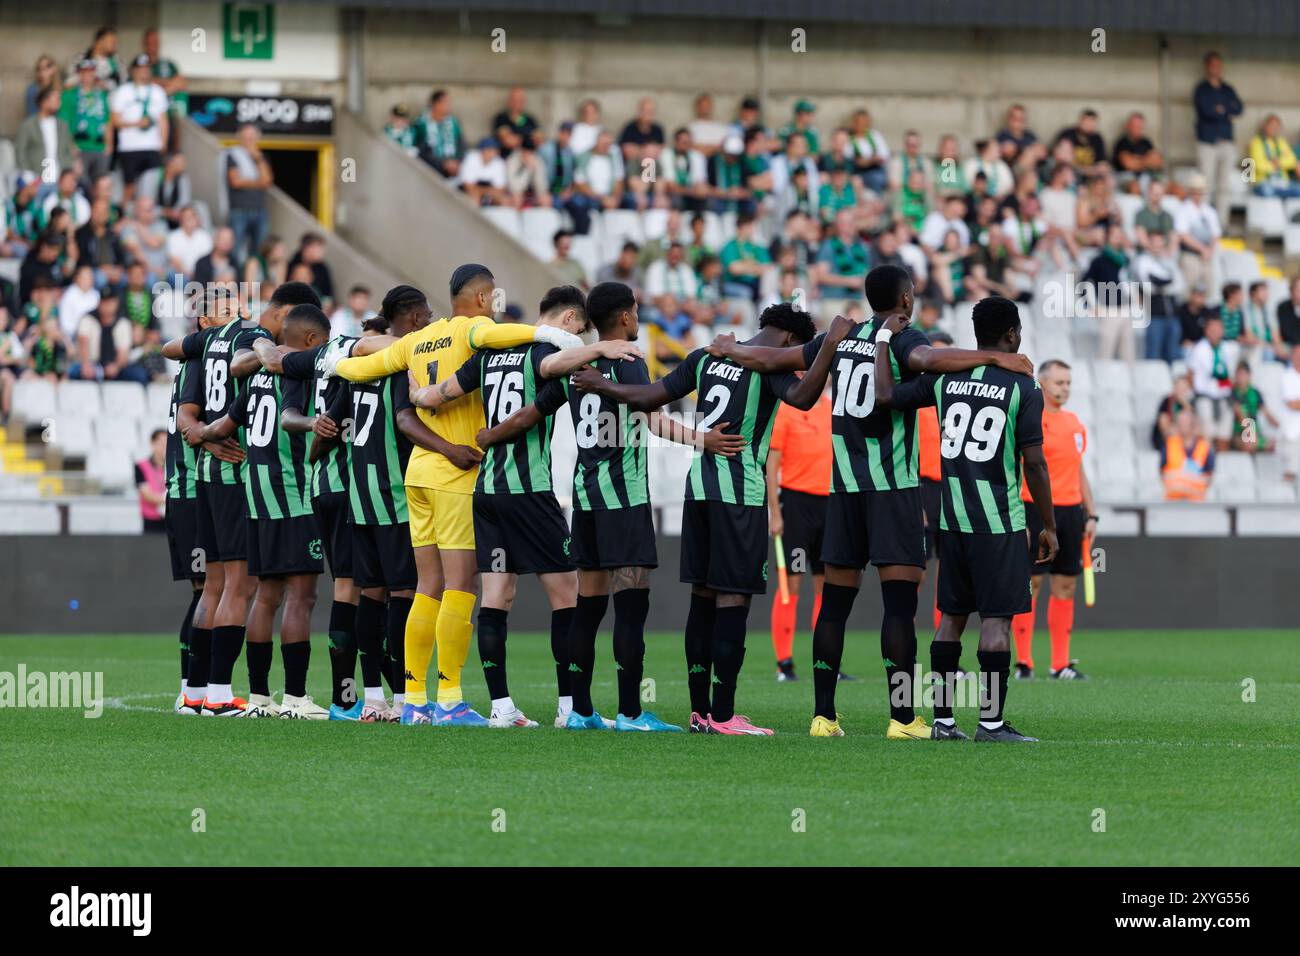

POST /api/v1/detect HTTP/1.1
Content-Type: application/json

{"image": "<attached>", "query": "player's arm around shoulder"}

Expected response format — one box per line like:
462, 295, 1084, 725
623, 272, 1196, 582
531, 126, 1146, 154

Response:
538, 338, 643, 379
332, 333, 409, 382
783, 316, 852, 409
706, 330, 809, 373
905, 329, 1034, 377
874, 314, 936, 409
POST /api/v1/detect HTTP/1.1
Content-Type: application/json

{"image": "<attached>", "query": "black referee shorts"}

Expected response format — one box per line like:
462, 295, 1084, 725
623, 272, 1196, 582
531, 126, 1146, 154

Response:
921, 478, 942, 563
473, 492, 573, 575
313, 491, 354, 580
776, 488, 826, 575
1026, 503, 1086, 576
821, 487, 926, 570
195, 479, 247, 564
680, 498, 768, 595
353, 521, 417, 592
165, 496, 203, 582
570, 504, 658, 570
937, 529, 1033, 618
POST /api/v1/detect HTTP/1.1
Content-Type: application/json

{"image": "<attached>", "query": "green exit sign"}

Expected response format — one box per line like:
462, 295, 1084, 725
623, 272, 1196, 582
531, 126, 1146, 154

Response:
223, 2, 275, 60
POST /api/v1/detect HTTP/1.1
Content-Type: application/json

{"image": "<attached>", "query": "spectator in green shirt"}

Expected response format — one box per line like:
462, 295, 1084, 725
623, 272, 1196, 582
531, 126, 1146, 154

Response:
61, 59, 112, 179
415, 90, 464, 178
816, 209, 871, 302
1220, 282, 1244, 340
710, 134, 751, 215
384, 103, 420, 158
817, 158, 857, 225
1231, 361, 1278, 451
719, 213, 772, 301
1134, 179, 1175, 251
778, 100, 820, 156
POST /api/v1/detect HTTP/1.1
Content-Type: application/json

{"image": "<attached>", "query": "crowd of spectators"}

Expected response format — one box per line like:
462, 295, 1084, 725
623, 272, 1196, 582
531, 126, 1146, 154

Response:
0, 27, 353, 423
384, 52, 1300, 471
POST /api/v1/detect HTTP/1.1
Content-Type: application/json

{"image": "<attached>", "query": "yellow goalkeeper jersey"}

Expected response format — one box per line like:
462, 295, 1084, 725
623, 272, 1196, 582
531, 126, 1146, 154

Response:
334, 315, 537, 492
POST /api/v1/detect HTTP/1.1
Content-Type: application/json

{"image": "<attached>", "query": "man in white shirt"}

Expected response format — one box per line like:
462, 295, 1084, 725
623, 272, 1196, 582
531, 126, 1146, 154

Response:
1187, 314, 1240, 449
686, 92, 729, 156
165, 206, 213, 278
1174, 174, 1221, 295
570, 99, 602, 158
41, 169, 91, 229
1279, 344, 1300, 480
575, 129, 624, 209
109, 54, 168, 201
644, 241, 698, 307
919, 195, 971, 252
59, 264, 101, 340
457, 137, 513, 207
848, 108, 890, 195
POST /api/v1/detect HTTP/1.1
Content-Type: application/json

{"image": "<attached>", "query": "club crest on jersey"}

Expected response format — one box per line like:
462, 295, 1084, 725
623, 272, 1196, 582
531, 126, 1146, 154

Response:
308, 539, 323, 560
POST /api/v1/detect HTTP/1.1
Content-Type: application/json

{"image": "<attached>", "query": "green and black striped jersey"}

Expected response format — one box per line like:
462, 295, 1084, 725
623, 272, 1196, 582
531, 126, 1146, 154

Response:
281, 335, 358, 499
890, 365, 1044, 533
800, 317, 930, 494
346, 372, 413, 526
230, 369, 313, 520
165, 357, 200, 500
180, 319, 273, 485
561, 355, 651, 510
454, 342, 566, 495
661, 347, 799, 507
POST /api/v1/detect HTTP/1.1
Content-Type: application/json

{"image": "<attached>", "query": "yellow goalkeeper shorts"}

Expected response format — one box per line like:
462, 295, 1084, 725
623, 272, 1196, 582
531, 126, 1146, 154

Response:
406, 487, 475, 551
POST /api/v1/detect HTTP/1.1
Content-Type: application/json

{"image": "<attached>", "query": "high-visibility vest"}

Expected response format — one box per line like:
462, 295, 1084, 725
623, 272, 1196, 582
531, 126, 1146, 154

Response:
1162, 436, 1211, 500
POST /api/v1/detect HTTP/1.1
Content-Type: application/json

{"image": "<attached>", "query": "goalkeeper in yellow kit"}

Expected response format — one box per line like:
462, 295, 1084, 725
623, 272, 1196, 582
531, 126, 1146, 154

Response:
322, 264, 584, 725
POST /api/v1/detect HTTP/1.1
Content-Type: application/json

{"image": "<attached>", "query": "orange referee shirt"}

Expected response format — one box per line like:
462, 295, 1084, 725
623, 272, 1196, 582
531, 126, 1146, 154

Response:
770, 392, 833, 495
917, 406, 941, 482
1020, 406, 1086, 506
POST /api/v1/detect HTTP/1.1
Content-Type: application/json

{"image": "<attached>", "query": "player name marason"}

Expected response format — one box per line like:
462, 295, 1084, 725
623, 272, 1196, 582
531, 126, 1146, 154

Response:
704, 359, 744, 382
944, 380, 1008, 400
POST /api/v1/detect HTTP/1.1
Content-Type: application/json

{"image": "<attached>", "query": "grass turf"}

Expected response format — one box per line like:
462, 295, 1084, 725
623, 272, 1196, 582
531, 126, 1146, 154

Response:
1, 629, 1296, 866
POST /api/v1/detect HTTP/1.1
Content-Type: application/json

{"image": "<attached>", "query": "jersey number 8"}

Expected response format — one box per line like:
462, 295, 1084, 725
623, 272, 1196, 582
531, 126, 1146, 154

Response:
940, 401, 1006, 463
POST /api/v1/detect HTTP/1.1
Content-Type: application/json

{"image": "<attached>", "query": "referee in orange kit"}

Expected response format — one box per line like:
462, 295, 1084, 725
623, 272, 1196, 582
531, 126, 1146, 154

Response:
766, 381, 836, 682
1012, 359, 1098, 680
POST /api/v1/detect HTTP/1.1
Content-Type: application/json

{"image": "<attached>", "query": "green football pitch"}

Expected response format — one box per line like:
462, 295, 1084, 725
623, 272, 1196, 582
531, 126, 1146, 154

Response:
1, 629, 1295, 866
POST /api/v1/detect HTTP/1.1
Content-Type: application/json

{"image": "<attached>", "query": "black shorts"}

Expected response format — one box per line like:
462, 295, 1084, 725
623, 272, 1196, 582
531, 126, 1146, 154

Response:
921, 479, 942, 562
821, 487, 926, 570
1026, 503, 1086, 576
246, 515, 324, 579
116, 149, 163, 185
680, 498, 768, 595
473, 492, 573, 575
353, 521, 417, 592
777, 488, 826, 575
195, 480, 247, 564
165, 496, 203, 582
937, 530, 1033, 618
313, 492, 353, 579
570, 504, 658, 570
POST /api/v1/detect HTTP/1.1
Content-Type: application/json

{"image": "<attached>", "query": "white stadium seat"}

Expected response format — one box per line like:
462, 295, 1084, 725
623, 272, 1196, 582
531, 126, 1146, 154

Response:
1145, 506, 1231, 536
1093, 360, 1133, 393
481, 206, 522, 239
521, 207, 563, 259
1245, 196, 1286, 239
567, 234, 600, 284
0, 502, 60, 534
52, 416, 95, 457
147, 382, 173, 419
1133, 360, 1173, 396
11, 377, 56, 424
85, 447, 135, 490
101, 381, 147, 419
94, 415, 143, 449
57, 380, 101, 417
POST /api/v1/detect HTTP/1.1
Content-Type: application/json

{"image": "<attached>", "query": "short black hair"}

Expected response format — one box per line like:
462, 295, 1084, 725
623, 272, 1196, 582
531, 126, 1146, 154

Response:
864, 264, 912, 312
204, 285, 238, 316
286, 303, 330, 337
269, 281, 321, 310
971, 295, 1021, 348
449, 263, 493, 299
928, 330, 954, 346
380, 284, 429, 324
758, 302, 816, 343
585, 281, 636, 333
539, 285, 587, 328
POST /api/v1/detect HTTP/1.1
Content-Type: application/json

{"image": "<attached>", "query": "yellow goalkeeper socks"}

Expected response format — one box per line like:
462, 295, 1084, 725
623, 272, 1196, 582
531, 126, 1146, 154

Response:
435, 589, 476, 705
403, 594, 440, 707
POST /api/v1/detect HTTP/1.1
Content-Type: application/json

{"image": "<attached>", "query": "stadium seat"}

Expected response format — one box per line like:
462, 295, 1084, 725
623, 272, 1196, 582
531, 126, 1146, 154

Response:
101, 381, 147, 419
642, 208, 671, 240
1211, 481, 1257, 504
1116, 193, 1143, 238
1245, 196, 1286, 239
1070, 361, 1094, 394
601, 209, 644, 247
0, 502, 60, 534
146, 382, 173, 420
52, 416, 95, 457
1095, 479, 1134, 504
1238, 505, 1300, 535
1284, 225, 1300, 262
1096, 394, 1136, 427
567, 234, 600, 284
701, 212, 726, 250
521, 207, 563, 258
11, 377, 56, 424
1098, 454, 1137, 485
1093, 359, 1133, 393
1145, 505, 1230, 536
481, 206, 522, 239
57, 380, 102, 417
85, 447, 135, 490
1132, 360, 1173, 396
1257, 483, 1298, 504
68, 501, 143, 534
95, 415, 143, 450
1214, 452, 1257, 487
